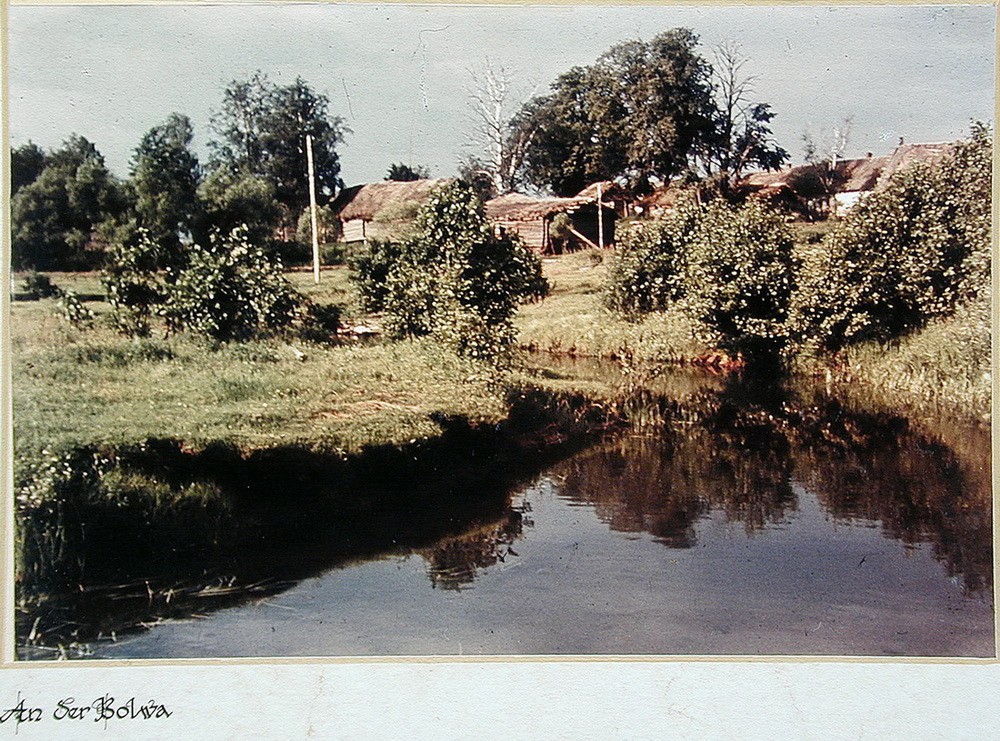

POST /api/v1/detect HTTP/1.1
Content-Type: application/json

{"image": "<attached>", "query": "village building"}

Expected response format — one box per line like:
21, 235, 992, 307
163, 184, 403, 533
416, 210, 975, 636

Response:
327, 178, 452, 242
739, 140, 955, 218
484, 191, 616, 253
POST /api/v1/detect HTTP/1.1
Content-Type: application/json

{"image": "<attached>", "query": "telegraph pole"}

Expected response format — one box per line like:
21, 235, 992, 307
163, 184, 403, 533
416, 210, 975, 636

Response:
306, 134, 320, 284
597, 182, 604, 250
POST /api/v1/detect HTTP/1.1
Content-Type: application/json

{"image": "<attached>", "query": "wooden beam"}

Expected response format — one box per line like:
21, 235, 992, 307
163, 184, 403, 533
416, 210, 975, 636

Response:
568, 225, 599, 250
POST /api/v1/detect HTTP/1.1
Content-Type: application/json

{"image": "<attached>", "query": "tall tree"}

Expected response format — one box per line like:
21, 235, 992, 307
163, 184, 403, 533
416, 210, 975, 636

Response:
209, 73, 348, 225
131, 113, 202, 255
11, 141, 47, 196
699, 42, 789, 189
11, 136, 127, 270
519, 29, 716, 196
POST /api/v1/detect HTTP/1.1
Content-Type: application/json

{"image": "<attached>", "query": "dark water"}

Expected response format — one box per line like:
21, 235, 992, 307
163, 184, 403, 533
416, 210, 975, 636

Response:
69, 366, 993, 659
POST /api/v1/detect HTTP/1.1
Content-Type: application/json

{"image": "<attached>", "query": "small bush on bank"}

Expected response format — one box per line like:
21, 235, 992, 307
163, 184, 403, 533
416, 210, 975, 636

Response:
605, 201, 701, 316
605, 199, 795, 362
161, 228, 302, 342
350, 181, 548, 359
103, 226, 318, 343
684, 200, 796, 360
19, 271, 61, 300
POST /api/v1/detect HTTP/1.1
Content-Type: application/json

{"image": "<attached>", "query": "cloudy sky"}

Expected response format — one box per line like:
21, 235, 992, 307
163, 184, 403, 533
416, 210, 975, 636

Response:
6, 3, 995, 186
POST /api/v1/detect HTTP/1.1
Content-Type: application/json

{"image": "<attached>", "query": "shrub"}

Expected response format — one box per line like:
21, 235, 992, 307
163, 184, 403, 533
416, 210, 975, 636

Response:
103, 225, 306, 342
160, 227, 302, 342
19, 271, 61, 300
683, 200, 796, 359
350, 181, 548, 359
604, 201, 701, 316
791, 127, 990, 353
606, 199, 796, 362
102, 226, 165, 337
56, 290, 96, 329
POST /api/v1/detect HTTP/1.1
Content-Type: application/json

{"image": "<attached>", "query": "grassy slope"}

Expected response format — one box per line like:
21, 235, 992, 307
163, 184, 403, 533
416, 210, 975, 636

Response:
515, 251, 708, 362
10, 267, 505, 455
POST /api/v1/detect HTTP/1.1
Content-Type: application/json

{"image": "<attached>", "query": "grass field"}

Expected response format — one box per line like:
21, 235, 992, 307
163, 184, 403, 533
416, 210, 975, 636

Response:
10, 241, 989, 463
10, 266, 506, 456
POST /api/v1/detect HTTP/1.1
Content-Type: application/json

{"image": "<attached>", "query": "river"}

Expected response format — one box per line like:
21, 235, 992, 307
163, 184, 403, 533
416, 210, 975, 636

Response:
20, 361, 995, 658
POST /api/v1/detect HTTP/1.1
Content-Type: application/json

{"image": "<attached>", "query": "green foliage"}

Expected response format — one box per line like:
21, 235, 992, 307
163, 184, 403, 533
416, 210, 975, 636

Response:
130, 113, 202, 257
11, 141, 47, 196
350, 181, 548, 359
683, 200, 796, 358
102, 227, 166, 337
200, 168, 283, 249
11, 136, 129, 270
55, 290, 96, 329
792, 126, 991, 352
19, 271, 61, 300
208, 73, 348, 221
386, 162, 430, 181
295, 204, 342, 250
519, 29, 716, 195
159, 227, 302, 342
103, 226, 305, 342
606, 199, 795, 360
605, 200, 701, 316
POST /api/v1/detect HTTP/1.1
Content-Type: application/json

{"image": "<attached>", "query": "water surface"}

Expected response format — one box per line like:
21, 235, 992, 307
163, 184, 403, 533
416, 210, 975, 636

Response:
85, 370, 993, 658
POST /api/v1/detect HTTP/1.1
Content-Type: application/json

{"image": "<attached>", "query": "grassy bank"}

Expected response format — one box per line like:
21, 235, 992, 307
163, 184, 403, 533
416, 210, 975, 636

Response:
517, 246, 990, 421
11, 269, 506, 456
515, 251, 710, 363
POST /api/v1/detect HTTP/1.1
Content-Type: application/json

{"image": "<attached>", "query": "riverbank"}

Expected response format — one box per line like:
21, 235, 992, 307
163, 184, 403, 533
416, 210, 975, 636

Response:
516, 250, 991, 422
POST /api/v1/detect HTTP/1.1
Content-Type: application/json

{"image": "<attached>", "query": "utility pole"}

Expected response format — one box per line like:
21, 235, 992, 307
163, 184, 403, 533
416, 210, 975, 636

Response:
306, 134, 320, 284
597, 182, 604, 250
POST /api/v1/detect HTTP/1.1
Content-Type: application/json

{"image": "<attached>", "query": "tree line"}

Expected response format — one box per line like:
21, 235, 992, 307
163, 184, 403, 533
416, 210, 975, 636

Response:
11, 73, 345, 272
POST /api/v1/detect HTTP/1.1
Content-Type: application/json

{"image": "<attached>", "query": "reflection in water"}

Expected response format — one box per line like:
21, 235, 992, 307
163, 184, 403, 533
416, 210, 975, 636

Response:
549, 373, 991, 599
423, 510, 526, 590
18, 361, 994, 658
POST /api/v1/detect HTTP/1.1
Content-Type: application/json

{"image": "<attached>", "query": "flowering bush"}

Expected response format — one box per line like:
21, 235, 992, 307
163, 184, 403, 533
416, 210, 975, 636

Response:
160, 227, 301, 342
103, 226, 304, 342
350, 181, 548, 359
606, 198, 796, 361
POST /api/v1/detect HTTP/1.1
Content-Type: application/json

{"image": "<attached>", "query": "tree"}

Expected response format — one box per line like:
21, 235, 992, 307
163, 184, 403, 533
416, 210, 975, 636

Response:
197, 168, 282, 249
130, 113, 202, 257
699, 42, 789, 191
11, 141, 47, 196
209, 73, 348, 225
11, 136, 128, 270
792, 127, 990, 353
518, 29, 716, 196
386, 162, 430, 181
349, 181, 548, 359
463, 61, 537, 196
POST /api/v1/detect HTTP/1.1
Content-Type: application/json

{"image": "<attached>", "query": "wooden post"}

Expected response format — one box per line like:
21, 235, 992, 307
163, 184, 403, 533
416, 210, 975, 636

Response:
306, 134, 320, 284
597, 182, 604, 250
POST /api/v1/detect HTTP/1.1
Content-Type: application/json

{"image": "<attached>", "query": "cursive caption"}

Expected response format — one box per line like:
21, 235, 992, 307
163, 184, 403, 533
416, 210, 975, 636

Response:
1, 693, 172, 732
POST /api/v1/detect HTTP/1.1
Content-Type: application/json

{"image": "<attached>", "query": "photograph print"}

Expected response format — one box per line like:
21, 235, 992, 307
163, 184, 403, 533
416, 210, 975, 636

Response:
5, 3, 994, 660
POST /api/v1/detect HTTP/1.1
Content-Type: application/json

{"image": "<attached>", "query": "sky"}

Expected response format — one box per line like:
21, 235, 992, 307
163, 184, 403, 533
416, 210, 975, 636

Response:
6, 3, 996, 186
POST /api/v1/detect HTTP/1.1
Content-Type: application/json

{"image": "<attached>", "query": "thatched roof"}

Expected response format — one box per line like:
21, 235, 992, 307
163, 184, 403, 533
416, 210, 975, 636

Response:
835, 156, 889, 191
329, 178, 452, 221
877, 142, 953, 186
485, 193, 594, 222
575, 181, 625, 200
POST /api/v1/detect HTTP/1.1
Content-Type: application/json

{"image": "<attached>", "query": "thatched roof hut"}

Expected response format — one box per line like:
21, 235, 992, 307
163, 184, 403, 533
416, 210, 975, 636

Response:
328, 178, 451, 242
485, 192, 616, 253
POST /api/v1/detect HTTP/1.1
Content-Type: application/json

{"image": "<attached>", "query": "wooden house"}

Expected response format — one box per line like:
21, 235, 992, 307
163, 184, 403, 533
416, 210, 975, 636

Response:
328, 178, 451, 242
485, 192, 616, 253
